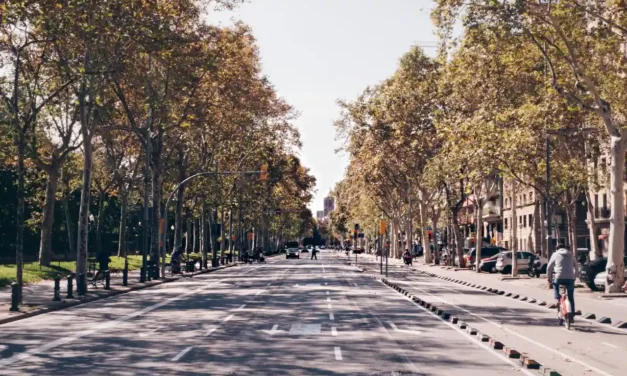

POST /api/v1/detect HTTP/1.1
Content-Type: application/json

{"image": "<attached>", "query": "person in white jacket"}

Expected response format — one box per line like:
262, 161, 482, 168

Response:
547, 243, 578, 321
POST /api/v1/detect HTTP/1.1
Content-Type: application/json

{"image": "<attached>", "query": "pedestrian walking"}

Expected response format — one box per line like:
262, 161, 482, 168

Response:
311, 247, 317, 260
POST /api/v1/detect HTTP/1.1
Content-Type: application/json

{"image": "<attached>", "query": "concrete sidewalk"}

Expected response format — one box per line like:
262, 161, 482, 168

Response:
0, 260, 240, 325
356, 252, 627, 327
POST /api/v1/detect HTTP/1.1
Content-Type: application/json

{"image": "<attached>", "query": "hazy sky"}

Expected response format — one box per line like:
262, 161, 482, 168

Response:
210, 0, 438, 212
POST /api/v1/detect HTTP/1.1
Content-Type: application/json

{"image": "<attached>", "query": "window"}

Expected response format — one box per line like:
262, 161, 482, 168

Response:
504, 218, 508, 229
595, 194, 599, 218
523, 194, 527, 203
523, 215, 527, 227
505, 241, 509, 249
529, 214, 533, 226
603, 193, 607, 209
505, 198, 509, 207
601, 158, 606, 173
530, 191, 533, 201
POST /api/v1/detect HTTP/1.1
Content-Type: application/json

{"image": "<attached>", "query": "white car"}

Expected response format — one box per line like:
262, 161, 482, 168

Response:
496, 251, 547, 274
285, 241, 300, 259
594, 268, 627, 290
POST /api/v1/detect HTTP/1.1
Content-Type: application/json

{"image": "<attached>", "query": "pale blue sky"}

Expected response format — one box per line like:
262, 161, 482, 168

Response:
210, 0, 437, 212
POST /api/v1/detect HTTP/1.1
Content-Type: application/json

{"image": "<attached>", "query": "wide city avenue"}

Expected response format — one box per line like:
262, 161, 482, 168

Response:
1, 1, 627, 375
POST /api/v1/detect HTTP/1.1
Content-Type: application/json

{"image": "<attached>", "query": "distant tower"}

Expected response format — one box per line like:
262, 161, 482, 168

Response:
323, 196, 335, 218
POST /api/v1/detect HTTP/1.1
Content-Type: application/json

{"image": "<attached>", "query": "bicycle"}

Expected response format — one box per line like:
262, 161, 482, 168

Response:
556, 284, 572, 330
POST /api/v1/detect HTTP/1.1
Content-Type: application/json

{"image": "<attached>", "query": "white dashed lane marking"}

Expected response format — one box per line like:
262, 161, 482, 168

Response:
171, 346, 193, 362
334, 346, 342, 360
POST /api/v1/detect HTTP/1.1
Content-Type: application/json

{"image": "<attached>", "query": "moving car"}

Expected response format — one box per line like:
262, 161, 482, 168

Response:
496, 251, 547, 274
467, 247, 506, 269
285, 241, 300, 259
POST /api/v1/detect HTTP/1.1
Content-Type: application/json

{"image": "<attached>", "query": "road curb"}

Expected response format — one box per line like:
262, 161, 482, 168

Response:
414, 268, 627, 332
0, 263, 239, 326
379, 277, 555, 376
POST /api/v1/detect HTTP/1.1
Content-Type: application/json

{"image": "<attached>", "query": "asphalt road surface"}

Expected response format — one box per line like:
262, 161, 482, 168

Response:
0, 252, 559, 375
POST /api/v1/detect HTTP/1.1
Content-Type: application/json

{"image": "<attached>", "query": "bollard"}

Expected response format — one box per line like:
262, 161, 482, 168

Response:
139, 266, 145, 283
10, 283, 19, 311
104, 270, 110, 290
146, 265, 152, 281
123, 259, 128, 287
53, 276, 61, 301
190, 261, 195, 272
66, 274, 74, 299
78, 273, 86, 296
153, 264, 159, 279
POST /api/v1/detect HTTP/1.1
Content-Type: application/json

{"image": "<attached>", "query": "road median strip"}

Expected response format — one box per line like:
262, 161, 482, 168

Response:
379, 277, 556, 376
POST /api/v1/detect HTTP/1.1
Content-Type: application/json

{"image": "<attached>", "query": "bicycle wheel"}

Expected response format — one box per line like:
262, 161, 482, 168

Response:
565, 316, 571, 330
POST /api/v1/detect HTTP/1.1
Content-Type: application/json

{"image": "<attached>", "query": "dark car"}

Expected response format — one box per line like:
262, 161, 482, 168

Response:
300, 248, 309, 253
467, 247, 506, 269
353, 247, 365, 254
580, 256, 627, 291
478, 253, 502, 273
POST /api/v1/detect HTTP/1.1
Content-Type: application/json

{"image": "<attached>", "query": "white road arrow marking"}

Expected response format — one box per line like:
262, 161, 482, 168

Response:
139, 326, 162, 338
389, 322, 422, 335
334, 346, 343, 360
331, 327, 337, 337
259, 324, 284, 335
171, 346, 193, 362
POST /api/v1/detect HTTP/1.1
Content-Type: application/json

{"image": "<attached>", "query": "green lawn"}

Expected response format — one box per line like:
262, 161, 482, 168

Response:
0, 255, 148, 288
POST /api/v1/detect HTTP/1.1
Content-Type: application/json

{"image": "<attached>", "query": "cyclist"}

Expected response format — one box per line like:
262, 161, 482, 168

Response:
170, 245, 184, 274
547, 242, 578, 321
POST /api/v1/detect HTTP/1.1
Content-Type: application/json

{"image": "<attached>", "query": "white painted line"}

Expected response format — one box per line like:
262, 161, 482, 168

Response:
390, 322, 400, 331
331, 327, 337, 336
327, 297, 331, 302
237, 304, 246, 311
171, 346, 193, 362
329, 313, 335, 321
602, 342, 620, 349
328, 303, 332, 310
223, 314, 234, 323
326, 291, 329, 295
353, 283, 358, 286
352, 300, 362, 311
204, 328, 217, 337
255, 290, 264, 296
334, 346, 343, 360
267, 282, 272, 286
325, 282, 328, 285
0, 274, 250, 367
398, 281, 608, 376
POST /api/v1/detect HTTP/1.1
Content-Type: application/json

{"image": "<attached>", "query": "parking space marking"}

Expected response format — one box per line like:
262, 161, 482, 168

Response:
329, 313, 335, 321
204, 328, 217, 337
223, 315, 234, 323
326, 291, 329, 295
331, 327, 337, 336
602, 342, 619, 349
327, 297, 331, 302
171, 346, 193, 362
328, 303, 332, 310
237, 304, 246, 311
334, 346, 342, 360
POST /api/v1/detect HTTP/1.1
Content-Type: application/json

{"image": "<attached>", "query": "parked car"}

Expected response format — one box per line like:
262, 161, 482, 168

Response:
300, 247, 309, 253
479, 253, 502, 273
581, 256, 627, 291
496, 251, 547, 274
320, 245, 326, 250
467, 247, 506, 269
593, 266, 627, 291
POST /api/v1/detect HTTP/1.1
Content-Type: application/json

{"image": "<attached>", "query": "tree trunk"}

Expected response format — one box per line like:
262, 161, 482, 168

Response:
419, 200, 432, 264
533, 198, 542, 256
539, 195, 548, 258
220, 206, 225, 258
511, 181, 518, 276
606, 136, 626, 293
173, 186, 185, 251
201, 205, 208, 264
430, 210, 441, 264
95, 192, 107, 256
566, 201, 577, 251
585, 190, 601, 260
451, 209, 464, 267
193, 218, 198, 252
38, 167, 60, 266
150, 145, 162, 273
117, 192, 129, 257
76, 134, 93, 288
62, 193, 76, 259
185, 216, 191, 255
475, 197, 483, 271
229, 207, 234, 253
15, 129, 26, 303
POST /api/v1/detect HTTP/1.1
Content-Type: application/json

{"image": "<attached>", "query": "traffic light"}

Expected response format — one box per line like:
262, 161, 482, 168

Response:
260, 163, 268, 181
